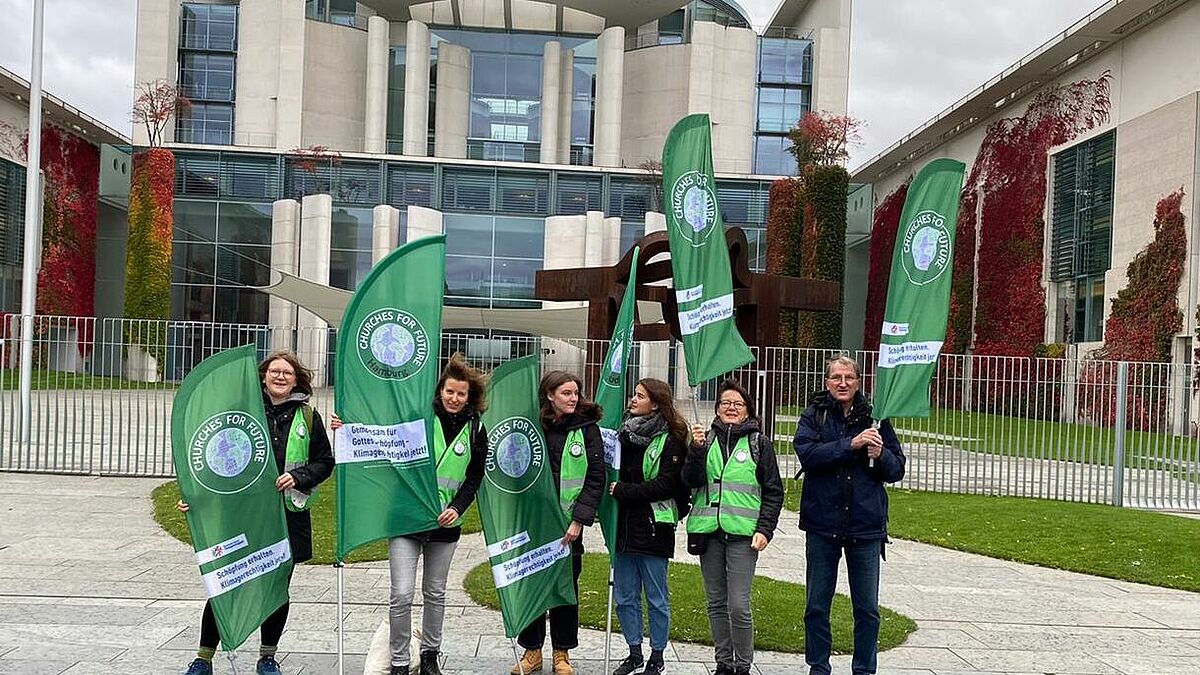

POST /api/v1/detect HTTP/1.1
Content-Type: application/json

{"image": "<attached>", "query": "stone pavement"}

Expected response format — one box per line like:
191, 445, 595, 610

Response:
0, 474, 1198, 675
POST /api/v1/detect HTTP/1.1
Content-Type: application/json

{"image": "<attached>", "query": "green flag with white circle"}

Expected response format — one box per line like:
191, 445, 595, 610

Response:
873, 158, 966, 420
662, 114, 755, 385
479, 355, 576, 638
334, 236, 446, 560
171, 343, 292, 652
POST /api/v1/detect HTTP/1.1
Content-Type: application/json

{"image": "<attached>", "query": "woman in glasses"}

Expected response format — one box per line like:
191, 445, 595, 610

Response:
178, 350, 335, 675
682, 379, 784, 675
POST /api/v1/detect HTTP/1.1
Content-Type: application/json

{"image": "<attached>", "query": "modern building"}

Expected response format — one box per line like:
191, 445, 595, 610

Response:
132, 0, 853, 341
851, 0, 1200, 359
0, 63, 130, 319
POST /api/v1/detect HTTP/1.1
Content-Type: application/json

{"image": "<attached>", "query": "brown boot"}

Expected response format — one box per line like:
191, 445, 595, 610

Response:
510, 648, 542, 675
552, 649, 574, 675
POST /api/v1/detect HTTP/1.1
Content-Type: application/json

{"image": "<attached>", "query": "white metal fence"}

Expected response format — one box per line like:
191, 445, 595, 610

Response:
1, 314, 1198, 511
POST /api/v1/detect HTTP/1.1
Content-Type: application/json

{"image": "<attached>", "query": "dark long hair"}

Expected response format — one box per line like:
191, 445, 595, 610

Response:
636, 378, 688, 447
713, 378, 758, 423
434, 352, 490, 413
258, 350, 314, 397
539, 370, 601, 427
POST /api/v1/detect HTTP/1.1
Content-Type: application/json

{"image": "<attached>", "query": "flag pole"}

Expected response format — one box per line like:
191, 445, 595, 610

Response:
18, 0, 45, 445
603, 567, 615, 675
510, 637, 525, 675
336, 561, 345, 675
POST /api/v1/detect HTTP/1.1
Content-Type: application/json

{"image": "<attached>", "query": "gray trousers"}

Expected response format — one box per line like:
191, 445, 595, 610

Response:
699, 534, 759, 670
389, 537, 458, 667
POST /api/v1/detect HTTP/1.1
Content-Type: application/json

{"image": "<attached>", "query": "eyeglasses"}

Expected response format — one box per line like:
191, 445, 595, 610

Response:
718, 400, 746, 409
826, 375, 859, 384
267, 369, 295, 379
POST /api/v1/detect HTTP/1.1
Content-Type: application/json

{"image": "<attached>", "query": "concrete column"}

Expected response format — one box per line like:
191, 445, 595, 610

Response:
644, 211, 667, 235
364, 15, 391, 154
297, 194, 332, 385
434, 42, 471, 159
131, 0, 181, 146
275, 0, 307, 149
543, 214, 587, 309
539, 41, 562, 164
372, 205, 400, 263
405, 205, 444, 242
268, 199, 301, 348
593, 26, 625, 167
557, 49, 575, 165
637, 209, 669, 383
583, 210, 605, 268
602, 215, 622, 264
402, 20, 431, 156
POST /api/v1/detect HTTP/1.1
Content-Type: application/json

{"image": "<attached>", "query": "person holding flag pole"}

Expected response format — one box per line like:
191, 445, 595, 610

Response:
795, 157, 965, 675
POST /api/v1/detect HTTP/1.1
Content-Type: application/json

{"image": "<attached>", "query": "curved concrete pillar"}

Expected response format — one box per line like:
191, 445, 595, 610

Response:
557, 49, 575, 164
539, 41, 562, 164
269, 198, 301, 345
593, 26, 625, 167
297, 194, 332, 385
372, 204, 400, 262
434, 42, 471, 159
364, 15, 391, 153
406, 205, 444, 242
402, 20, 431, 156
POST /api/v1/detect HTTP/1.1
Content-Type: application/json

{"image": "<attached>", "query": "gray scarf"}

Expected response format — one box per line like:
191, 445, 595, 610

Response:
621, 412, 668, 447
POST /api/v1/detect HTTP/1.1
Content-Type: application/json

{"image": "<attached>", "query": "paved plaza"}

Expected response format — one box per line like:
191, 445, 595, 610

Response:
0, 473, 1197, 674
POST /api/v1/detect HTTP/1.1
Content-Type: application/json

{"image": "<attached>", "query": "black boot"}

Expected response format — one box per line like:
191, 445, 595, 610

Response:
391, 666, 408, 675
419, 650, 442, 675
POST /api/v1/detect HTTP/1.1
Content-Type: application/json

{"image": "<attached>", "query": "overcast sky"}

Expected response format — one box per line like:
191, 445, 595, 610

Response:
0, 0, 1103, 169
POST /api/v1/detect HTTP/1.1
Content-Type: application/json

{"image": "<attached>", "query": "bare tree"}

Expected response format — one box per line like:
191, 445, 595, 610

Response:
131, 80, 191, 147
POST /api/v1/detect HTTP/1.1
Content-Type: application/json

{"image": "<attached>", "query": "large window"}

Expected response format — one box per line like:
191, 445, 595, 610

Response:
386, 47, 406, 153
445, 214, 544, 308
1050, 130, 1114, 343
177, 3, 237, 145
172, 200, 272, 323
753, 37, 812, 175
0, 158, 26, 313
753, 136, 796, 176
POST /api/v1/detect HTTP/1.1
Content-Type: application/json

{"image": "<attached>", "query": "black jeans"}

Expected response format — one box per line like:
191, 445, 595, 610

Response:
517, 540, 584, 650
199, 568, 295, 649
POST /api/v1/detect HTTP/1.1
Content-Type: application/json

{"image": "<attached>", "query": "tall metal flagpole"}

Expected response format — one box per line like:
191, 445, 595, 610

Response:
603, 568, 614, 675
336, 561, 345, 675
19, 0, 46, 444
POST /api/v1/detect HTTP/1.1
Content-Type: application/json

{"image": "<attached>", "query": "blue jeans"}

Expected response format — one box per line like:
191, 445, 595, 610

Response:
613, 553, 671, 651
804, 533, 882, 675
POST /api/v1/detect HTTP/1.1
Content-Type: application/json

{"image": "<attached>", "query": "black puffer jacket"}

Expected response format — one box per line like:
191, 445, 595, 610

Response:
792, 390, 905, 540
543, 412, 606, 527
682, 417, 784, 542
611, 430, 686, 558
263, 390, 335, 564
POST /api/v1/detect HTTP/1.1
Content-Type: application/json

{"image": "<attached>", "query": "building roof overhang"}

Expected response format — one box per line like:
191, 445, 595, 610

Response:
363, 0, 751, 31
0, 63, 130, 149
850, 0, 1187, 185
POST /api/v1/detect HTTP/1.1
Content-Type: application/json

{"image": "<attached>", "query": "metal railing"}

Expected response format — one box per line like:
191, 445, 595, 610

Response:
1, 314, 1197, 511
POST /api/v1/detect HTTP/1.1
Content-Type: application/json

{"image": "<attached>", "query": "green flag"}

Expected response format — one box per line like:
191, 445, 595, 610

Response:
594, 246, 641, 564
171, 344, 292, 652
479, 355, 576, 638
334, 236, 446, 560
662, 113, 755, 385
873, 158, 966, 420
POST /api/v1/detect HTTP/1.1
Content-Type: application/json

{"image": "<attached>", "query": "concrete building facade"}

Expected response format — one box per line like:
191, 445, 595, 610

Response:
851, 0, 1200, 359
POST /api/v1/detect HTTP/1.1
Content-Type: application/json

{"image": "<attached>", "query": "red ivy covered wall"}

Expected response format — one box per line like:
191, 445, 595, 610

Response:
862, 179, 909, 351
36, 126, 99, 319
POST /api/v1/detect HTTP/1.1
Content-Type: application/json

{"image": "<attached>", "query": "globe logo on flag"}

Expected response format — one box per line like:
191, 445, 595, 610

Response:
901, 210, 951, 286
486, 416, 545, 494
357, 308, 430, 380
188, 411, 271, 495
670, 170, 718, 247
205, 428, 253, 478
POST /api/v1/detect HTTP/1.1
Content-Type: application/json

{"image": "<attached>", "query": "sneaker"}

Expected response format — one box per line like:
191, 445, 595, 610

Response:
613, 653, 644, 675
419, 650, 442, 675
256, 654, 282, 675
643, 660, 665, 675
391, 666, 409, 675
183, 659, 213, 675
713, 665, 735, 675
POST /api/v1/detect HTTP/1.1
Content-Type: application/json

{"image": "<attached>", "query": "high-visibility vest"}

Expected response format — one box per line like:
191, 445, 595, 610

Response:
434, 416, 473, 528
283, 405, 316, 512
643, 433, 678, 525
559, 428, 589, 519
686, 434, 761, 536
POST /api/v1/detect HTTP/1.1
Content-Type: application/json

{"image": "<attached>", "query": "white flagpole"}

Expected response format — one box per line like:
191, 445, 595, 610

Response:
603, 568, 615, 675
336, 561, 345, 675
511, 637, 525, 675
19, 0, 45, 445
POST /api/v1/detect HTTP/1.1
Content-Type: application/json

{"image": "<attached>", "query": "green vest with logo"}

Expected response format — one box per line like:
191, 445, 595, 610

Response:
643, 433, 679, 525
434, 416, 473, 528
559, 428, 589, 519
686, 434, 760, 536
283, 405, 316, 512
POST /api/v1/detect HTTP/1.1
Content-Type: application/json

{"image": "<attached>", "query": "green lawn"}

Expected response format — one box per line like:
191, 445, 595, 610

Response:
775, 406, 1199, 470
151, 479, 481, 565
0, 367, 169, 390
784, 480, 1200, 592
463, 552, 915, 654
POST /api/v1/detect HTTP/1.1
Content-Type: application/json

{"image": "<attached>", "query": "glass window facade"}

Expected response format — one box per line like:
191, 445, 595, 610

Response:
753, 37, 812, 175
170, 150, 775, 322
177, 3, 237, 145
0, 158, 26, 313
